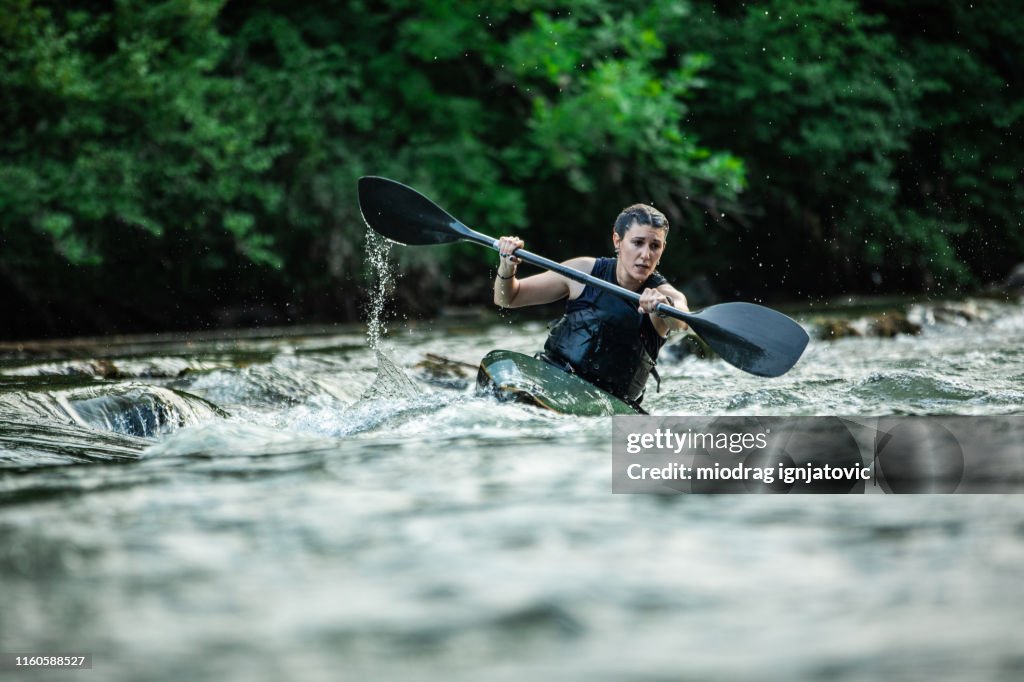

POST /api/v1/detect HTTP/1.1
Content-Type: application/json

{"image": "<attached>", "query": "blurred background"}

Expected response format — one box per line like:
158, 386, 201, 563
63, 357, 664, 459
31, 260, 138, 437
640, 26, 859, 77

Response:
2, 0, 1022, 339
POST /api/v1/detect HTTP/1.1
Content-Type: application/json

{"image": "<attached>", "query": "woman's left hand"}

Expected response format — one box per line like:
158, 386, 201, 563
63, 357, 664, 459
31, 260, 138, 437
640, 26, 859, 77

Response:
638, 288, 673, 316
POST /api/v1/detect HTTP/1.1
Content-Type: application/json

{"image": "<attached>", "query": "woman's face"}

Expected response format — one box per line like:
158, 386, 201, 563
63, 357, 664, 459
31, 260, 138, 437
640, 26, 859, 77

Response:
613, 221, 667, 283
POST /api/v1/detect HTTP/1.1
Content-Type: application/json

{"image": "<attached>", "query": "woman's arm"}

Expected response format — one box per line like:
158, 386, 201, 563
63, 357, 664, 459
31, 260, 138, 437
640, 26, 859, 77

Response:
493, 236, 592, 308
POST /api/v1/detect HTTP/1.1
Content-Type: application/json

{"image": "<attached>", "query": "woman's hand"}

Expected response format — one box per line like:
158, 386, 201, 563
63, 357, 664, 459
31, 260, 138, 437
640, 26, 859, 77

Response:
496, 236, 524, 277
637, 288, 673, 316
642, 286, 689, 336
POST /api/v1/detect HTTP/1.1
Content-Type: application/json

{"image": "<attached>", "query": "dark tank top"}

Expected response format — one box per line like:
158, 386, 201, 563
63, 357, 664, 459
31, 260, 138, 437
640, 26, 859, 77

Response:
543, 257, 667, 404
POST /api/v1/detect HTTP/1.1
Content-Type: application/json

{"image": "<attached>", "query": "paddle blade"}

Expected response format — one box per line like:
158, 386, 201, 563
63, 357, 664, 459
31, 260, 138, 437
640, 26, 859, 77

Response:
685, 302, 809, 377
358, 176, 469, 245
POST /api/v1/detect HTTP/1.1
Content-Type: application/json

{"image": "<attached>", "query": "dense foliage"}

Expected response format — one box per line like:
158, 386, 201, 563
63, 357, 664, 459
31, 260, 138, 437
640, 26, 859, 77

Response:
1, 0, 1020, 338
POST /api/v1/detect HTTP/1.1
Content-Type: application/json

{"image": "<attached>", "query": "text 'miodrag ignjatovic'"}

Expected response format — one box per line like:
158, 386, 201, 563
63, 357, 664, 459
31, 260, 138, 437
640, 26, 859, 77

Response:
611, 416, 1024, 494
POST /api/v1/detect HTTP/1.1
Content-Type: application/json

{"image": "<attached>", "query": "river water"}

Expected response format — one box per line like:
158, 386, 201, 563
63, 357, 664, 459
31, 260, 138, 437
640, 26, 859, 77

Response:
1, 297, 1023, 681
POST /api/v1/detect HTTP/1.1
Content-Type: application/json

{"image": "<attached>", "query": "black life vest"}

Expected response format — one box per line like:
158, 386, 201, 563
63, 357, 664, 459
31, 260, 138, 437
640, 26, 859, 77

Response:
543, 257, 667, 405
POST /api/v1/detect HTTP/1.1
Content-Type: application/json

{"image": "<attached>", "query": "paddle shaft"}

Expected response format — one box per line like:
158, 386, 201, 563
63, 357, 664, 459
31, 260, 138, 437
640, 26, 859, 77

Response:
458, 227, 689, 322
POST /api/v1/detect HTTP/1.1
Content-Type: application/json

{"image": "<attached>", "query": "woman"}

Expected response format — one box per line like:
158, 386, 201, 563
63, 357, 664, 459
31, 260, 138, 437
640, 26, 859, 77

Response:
493, 204, 688, 409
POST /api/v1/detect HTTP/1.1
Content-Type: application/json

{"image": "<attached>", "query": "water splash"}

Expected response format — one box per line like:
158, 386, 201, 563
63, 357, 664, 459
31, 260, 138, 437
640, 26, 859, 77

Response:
364, 227, 395, 351
362, 226, 425, 402
362, 350, 424, 401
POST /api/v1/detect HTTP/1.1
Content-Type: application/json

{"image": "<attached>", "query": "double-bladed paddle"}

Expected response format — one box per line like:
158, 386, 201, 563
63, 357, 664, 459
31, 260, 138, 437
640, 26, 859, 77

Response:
357, 176, 809, 377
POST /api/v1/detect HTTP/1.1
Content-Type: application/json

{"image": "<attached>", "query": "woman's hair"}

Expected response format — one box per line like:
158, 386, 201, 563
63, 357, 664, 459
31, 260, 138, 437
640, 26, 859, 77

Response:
613, 204, 669, 237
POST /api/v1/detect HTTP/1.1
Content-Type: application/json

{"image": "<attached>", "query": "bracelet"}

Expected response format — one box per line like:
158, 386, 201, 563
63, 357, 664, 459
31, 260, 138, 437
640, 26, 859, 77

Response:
496, 271, 516, 280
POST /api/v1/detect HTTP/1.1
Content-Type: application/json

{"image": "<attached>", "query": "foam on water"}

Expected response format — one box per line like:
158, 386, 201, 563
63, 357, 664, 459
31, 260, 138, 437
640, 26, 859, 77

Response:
142, 421, 339, 461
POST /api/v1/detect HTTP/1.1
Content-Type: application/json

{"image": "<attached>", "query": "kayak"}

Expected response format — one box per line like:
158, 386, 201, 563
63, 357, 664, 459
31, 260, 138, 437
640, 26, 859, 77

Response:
476, 350, 638, 416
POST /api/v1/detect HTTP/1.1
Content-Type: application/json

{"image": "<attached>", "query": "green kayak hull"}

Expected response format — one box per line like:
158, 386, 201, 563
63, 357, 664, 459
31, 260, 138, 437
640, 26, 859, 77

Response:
476, 350, 638, 416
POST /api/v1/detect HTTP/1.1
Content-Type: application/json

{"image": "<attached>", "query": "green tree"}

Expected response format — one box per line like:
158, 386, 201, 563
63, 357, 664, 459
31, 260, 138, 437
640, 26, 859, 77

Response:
0, 0, 743, 337
682, 0, 1022, 295
3, 0, 1019, 339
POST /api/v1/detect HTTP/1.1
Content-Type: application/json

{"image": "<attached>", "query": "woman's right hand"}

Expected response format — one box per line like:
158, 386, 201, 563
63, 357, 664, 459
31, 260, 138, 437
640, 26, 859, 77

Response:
497, 236, 524, 276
